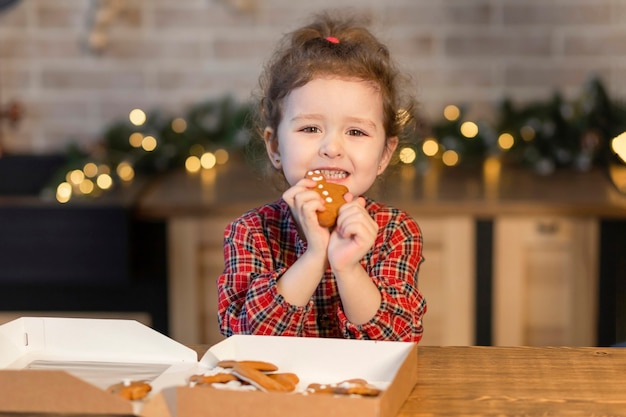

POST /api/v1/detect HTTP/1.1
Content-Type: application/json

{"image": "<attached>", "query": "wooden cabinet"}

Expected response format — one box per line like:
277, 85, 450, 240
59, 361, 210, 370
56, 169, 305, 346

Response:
492, 216, 599, 346
416, 216, 475, 346
136, 165, 626, 346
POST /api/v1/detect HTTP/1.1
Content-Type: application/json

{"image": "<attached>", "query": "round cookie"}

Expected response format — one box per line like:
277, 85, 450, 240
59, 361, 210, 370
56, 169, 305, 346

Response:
107, 380, 152, 401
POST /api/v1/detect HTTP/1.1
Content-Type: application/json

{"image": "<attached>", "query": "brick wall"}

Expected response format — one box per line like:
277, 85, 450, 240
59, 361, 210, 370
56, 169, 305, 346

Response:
1, 0, 625, 153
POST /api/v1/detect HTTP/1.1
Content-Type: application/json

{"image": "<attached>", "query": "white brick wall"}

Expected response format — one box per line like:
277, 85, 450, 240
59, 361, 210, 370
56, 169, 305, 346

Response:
1, 0, 625, 153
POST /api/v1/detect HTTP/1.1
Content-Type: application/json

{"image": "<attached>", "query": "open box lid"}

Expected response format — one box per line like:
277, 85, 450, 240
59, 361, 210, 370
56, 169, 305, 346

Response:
0, 317, 199, 415
0, 316, 197, 366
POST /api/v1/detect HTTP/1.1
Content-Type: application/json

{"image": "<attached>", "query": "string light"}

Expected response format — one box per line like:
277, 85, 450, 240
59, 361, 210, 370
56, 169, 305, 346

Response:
399, 147, 417, 164
97, 173, 113, 190
611, 131, 626, 163
116, 162, 135, 182
129, 132, 143, 148
422, 138, 439, 157
520, 125, 536, 141
200, 152, 217, 169
68, 169, 85, 185
498, 133, 515, 150
56, 182, 72, 203
460, 121, 478, 138
442, 150, 459, 166
215, 148, 230, 165
129, 108, 146, 126
79, 178, 95, 194
185, 155, 201, 173
443, 105, 460, 121
171, 117, 187, 133
141, 135, 157, 151
83, 162, 98, 178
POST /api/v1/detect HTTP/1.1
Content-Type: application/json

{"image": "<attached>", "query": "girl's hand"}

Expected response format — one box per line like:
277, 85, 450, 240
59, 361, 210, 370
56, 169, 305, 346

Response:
327, 196, 377, 272
282, 178, 330, 255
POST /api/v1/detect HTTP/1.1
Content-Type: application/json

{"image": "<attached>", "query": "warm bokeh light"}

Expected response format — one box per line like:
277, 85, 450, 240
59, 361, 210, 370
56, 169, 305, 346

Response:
189, 144, 204, 156
185, 155, 201, 173
460, 121, 479, 138
443, 105, 460, 121
129, 108, 146, 126
483, 156, 502, 180
129, 132, 143, 148
67, 169, 85, 185
442, 150, 459, 166
98, 164, 111, 175
117, 162, 135, 181
422, 138, 439, 156
83, 162, 98, 178
171, 117, 187, 133
201, 152, 217, 169
79, 178, 95, 194
611, 131, 626, 163
141, 135, 157, 151
215, 148, 230, 165
56, 182, 72, 203
399, 147, 417, 164
97, 173, 113, 190
520, 125, 536, 141
498, 133, 515, 150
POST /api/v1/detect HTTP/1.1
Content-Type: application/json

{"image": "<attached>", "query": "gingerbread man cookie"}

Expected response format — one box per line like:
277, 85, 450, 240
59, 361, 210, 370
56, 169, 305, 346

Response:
305, 170, 348, 228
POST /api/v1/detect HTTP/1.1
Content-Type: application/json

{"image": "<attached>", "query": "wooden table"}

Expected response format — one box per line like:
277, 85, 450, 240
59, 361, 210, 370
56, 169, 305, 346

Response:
188, 345, 626, 416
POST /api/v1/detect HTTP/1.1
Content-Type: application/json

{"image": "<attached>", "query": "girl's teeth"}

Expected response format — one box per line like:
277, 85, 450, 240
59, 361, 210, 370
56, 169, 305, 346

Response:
321, 170, 347, 179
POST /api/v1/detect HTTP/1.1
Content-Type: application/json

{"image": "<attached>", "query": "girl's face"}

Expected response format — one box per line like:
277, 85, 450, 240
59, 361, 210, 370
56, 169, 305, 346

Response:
264, 77, 398, 197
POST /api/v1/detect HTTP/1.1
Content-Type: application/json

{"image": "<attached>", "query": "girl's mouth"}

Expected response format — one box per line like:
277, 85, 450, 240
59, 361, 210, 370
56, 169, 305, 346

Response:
318, 169, 348, 180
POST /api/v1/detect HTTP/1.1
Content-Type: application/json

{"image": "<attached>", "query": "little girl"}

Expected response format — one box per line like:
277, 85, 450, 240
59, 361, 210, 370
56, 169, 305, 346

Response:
217, 11, 426, 342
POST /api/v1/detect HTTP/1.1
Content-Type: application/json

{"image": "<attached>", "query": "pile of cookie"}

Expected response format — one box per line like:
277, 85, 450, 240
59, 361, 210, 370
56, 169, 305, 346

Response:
190, 359, 381, 397
107, 359, 381, 401
190, 360, 298, 392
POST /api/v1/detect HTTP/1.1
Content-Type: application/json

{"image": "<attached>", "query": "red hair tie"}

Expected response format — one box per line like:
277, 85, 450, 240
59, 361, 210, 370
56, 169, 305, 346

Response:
325, 36, 340, 44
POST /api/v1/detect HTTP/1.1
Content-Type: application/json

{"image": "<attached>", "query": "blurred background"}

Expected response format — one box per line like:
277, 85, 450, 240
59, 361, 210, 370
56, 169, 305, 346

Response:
1, 0, 625, 347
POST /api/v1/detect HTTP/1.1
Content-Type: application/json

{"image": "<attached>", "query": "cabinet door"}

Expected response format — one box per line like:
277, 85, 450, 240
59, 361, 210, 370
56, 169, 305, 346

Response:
493, 217, 598, 346
168, 216, 231, 345
416, 216, 475, 346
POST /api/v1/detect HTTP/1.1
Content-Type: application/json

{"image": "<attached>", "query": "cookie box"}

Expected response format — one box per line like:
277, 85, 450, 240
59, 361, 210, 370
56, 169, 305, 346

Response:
0, 317, 418, 417
0, 316, 198, 416
142, 334, 418, 417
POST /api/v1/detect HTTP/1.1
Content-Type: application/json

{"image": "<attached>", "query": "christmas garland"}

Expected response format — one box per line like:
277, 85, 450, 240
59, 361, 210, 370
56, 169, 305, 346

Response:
51, 77, 626, 202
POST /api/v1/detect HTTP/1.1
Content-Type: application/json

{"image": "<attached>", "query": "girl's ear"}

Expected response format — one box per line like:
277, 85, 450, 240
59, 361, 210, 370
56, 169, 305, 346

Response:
377, 136, 399, 175
264, 127, 281, 169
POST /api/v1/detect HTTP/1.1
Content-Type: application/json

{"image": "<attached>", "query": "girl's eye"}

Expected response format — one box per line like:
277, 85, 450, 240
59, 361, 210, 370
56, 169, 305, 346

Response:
301, 126, 321, 133
347, 129, 367, 137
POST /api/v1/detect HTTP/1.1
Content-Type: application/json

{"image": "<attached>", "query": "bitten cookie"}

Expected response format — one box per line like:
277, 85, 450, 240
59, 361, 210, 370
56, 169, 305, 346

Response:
305, 170, 348, 228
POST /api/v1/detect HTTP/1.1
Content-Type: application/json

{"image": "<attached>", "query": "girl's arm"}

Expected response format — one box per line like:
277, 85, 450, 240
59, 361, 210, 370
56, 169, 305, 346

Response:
337, 210, 427, 342
217, 213, 316, 337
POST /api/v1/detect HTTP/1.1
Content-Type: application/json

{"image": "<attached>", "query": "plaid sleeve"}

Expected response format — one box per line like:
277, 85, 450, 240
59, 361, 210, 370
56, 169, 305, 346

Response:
217, 211, 314, 337
340, 209, 427, 342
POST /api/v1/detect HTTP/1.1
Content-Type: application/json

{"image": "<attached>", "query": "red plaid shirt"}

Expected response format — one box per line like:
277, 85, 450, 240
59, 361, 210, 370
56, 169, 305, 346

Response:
217, 198, 426, 342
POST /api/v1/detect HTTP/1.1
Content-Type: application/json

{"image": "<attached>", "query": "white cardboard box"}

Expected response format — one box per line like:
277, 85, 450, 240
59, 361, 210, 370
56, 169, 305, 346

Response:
0, 317, 198, 415
0, 317, 418, 417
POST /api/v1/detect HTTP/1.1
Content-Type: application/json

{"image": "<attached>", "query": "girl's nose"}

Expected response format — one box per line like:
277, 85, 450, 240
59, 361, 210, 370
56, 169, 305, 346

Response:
320, 132, 344, 158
